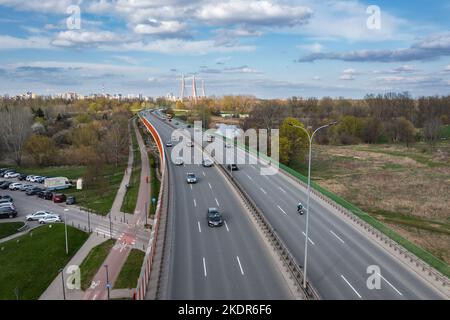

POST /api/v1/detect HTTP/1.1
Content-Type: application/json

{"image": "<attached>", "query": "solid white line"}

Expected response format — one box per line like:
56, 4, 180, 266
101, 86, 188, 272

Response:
190, 184, 193, 190
260, 187, 267, 195
278, 187, 286, 194
302, 232, 315, 245
203, 257, 207, 277
208, 183, 212, 189
341, 275, 362, 299
236, 256, 245, 275
203, 171, 206, 176
330, 230, 345, 244
246, 174, 253, 181
224, 220, 230, 232
378, 273, 403, 296
215, 198, 220, 207
198, 221, 201, 233
277, 205, 287, 215
193, 199, 197, 207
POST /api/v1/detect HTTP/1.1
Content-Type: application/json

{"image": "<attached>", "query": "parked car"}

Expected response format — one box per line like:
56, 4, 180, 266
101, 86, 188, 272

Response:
0, 198, 13, 204
0, 207, 17, 219
0, 202, 15, 210
186, 173, 198, 184
9, 182, 23, 191
186, 141, 194, 147
38, 190, 53, 200
25, 175, 35, 182
39, 215, 62, 224
4, 172, 20, 179
0, 169, 14, 177
166, 141, 173, 147
18, 174, 28, 181
25, 186, 43, 196
66, 196, 76, 205
26, 210, 54, 221
0, 195, 13, 202
0, 181, 12, 189
202, 158, 214, 167
206, 208, 223, 227
53, 193, 67, 203
19, 184, 33, 191
35, 176, 46, 183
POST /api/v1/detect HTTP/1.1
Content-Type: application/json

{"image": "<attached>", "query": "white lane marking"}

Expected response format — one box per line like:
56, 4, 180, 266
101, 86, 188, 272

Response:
193, 199, 197, 207
246, 174, 253, 181
302, 232, 315, 245
377, 273, 403, 296
330, 230, 345, 244
197, 221, 202, 233
215, 198, 220, 207
203, 257, 207, 277
208, 183, 212, 189
236, 256, 245, 275
203, 171, 206, 177
341, 275, 362, 299
224, 220, 230, 232
92, 294, 98, 300
278, 187, 286, 194
190, 184, 193, 190
277, 205, 287, 215
260, 187, 267, 195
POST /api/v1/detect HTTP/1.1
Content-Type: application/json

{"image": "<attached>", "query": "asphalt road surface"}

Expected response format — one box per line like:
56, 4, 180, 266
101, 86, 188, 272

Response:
142, 111, 293, 300
148, 109, 447, 300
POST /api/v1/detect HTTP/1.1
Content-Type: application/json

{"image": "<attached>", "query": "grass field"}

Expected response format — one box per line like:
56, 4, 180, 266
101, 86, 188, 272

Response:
79, 239, 115, 291
121, 122, 141, 214
291, 140, 450, 265
0, 222, 25, 239
0, 224, 88, 300
114, 249, 145, 289
149, 152, 161, 218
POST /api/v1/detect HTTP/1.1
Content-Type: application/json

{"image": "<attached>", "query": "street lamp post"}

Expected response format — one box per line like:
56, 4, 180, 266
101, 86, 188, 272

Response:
59, 268, 66, 300
104, 265, 110, 300
289, 121, 337, 289
63, 209, 69, 254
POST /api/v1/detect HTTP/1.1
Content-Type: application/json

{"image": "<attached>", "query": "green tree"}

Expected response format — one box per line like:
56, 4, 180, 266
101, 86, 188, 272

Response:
279, 118, 308, 165
24, 134, 57, 166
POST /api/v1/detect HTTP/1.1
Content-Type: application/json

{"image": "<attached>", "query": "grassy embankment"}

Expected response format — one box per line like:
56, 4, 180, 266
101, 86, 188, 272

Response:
0, 222, 25, 239
114, 249, 145, 289
121, 122, 141, 214
0, 224, 88, 300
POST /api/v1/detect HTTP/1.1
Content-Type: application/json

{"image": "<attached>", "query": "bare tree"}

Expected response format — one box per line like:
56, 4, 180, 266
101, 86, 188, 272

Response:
423, 117, 442, 146
0, 106, 33, 165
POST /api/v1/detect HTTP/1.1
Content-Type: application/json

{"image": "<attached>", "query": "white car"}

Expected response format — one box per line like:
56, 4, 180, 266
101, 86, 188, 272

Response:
186, 141, 194, 147
26, 210, 54, 221
39, 215, 62, 224
202, 158, 214, 167
9, 182, 23, 190
174, 157, 184, 166
26, 175, 35, 181
4, 172, 19, 178
29, 176, 42, 183
0, 202, 15, 210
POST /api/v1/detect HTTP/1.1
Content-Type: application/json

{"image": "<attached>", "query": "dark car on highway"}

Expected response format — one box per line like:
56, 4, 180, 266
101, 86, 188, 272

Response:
0, 207, 17, 219
227, 164, 239, 171
206, 208, 224, 227
53, 193, 67, 203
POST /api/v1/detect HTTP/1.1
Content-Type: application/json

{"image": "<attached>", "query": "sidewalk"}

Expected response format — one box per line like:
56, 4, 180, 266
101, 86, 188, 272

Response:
83, 119, 151, 300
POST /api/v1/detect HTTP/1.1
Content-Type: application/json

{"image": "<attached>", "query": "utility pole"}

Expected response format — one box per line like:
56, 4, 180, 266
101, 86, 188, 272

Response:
59, 268, 66, 300
64, 209, 69, 254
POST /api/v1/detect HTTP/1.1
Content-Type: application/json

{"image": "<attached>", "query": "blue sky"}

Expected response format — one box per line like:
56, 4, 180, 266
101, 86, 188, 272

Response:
0, 0, 450, 98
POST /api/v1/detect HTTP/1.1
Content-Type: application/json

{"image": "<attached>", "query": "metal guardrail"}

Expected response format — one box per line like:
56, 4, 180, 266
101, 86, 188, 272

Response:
217, 164, 321, 300
280, 168, 450, 291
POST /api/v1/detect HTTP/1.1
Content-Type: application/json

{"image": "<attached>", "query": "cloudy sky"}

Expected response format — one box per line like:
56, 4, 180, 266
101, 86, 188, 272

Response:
1, 0, 450, 98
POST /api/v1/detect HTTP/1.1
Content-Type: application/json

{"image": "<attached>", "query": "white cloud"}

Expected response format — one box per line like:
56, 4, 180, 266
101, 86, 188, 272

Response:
0, 35, 52, 50
297, 42, 323, 53
134, 20, 186, 35
51, 30, 118, 47
340, 68, 357, 80
0, 0, 76, 13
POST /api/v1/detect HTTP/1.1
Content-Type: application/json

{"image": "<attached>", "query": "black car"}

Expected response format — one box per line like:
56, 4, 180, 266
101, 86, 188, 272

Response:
0, 195, 13, 202
206, 208, 224, 227
0, 207, 17, 219
26, 187, 43, 196
0, 169, 14, 177
0, 181, 12, 189
38, 190, 53, 200
66, 196, 76, 205
18, 174, 28, 181
227, 164, 239, 171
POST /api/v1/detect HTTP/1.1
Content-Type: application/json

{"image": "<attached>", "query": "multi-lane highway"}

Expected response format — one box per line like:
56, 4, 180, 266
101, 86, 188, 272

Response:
146, 109, 447, 300
142, 111, 293, 300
